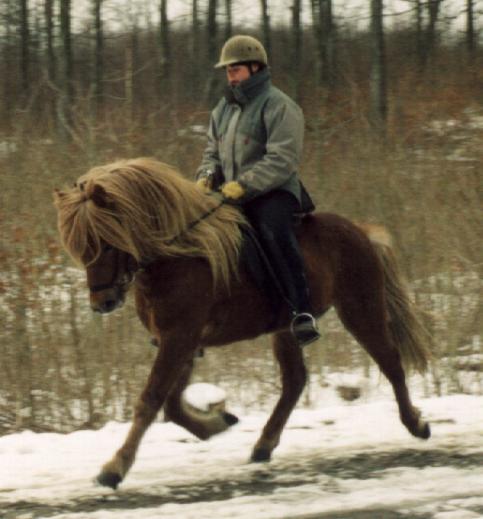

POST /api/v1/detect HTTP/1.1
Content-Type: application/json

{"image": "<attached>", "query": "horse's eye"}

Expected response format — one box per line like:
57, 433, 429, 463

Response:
103, 244, 114, 253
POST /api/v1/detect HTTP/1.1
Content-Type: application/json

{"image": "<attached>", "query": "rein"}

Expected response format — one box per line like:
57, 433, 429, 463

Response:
90, 197, 227, 291
164, 197, 226, 246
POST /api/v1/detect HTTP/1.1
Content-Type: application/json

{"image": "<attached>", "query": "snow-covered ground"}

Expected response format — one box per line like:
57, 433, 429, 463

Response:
2, 386, 482, 518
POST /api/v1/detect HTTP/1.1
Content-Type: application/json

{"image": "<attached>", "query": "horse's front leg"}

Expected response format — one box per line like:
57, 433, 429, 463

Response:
251, 330, 307, 462
165, 358, 239, 440
96, 330, 198, 489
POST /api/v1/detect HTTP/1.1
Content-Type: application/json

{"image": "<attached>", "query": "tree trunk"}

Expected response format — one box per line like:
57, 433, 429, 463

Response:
20, 0, 29, 100
93, 0, 103, 112
205, 0, 219, 103
291, 0, 302, 101
192, 0, 200, 59
260, 0, 271, 58
207, 0, 218, 64
369, 0, 387, 134
424, 0, 442, 67
2, 0, 14, 125
190, 0, 200, 94
59, 0, 74, 132
466, 0, 475, 60
225, 0, 232, 41
125, 30, 138, 123
158, 0, 170, 96
311, 0, 336, 89
45, 0, 56, 83
415, 0, 425, 68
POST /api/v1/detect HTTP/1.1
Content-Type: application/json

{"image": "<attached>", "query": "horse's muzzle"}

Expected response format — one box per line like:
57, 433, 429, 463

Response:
92, 297, 123, 314
90, 289, 125, 314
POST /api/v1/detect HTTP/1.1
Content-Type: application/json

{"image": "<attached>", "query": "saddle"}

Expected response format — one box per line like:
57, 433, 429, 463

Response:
239, 218, 308, 319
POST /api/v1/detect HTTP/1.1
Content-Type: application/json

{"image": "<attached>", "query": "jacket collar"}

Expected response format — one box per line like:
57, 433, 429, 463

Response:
224, 67, 271, 105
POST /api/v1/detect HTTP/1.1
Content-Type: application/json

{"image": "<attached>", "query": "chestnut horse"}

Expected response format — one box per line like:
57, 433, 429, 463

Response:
54, 158, 432, 489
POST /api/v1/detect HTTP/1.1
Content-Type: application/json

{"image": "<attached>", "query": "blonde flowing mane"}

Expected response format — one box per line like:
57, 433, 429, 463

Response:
54, 158, 247, 288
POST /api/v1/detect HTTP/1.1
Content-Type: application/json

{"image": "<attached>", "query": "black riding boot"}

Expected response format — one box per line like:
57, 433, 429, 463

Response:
244, 191, 320, 347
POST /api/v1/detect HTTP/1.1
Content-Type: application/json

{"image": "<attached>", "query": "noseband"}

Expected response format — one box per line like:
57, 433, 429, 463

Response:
89, 251, 138, 293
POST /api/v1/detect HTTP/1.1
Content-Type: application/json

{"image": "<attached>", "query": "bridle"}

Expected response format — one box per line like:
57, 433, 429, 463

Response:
89, 197, 226, 293
89, 248, 137, 293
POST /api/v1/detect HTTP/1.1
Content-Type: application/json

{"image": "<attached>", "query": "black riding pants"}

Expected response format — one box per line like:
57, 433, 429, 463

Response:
243, 190, 311, 315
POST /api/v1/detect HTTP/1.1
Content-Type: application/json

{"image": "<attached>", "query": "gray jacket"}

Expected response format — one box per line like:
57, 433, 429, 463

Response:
197, 68, 307, 207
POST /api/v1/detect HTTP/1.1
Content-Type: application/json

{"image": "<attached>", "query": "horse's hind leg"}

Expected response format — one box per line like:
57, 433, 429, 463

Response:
336, 299, 430, 439
251, 330, 307, 462
164, 358, 239, 440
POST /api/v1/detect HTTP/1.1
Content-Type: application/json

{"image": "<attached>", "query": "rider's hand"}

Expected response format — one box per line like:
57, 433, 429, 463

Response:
221, 181, 245, 200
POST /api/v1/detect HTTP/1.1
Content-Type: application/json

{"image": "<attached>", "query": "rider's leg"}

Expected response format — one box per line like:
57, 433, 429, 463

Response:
243, 190, 320, 347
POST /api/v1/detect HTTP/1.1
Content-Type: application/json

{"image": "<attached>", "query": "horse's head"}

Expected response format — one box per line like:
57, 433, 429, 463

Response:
84, 242, 138, 314
54, 173, 142, 314
54, 157, 245, 310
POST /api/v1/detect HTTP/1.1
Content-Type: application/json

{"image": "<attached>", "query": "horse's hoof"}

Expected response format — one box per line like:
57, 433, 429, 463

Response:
96, 471, 122, 490
419, 421, 431, 440
223, 412, 239, 426
251, 448, 272, 463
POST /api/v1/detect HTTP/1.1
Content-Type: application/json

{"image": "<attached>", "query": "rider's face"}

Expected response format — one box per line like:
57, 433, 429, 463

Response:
226, 63, 259, 86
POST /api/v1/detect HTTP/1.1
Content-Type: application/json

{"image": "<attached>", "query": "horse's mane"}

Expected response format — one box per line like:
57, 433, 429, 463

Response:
54, 158, 247, 289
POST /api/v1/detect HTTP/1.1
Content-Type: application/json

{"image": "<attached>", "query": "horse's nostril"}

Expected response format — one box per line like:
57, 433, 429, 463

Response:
102, 299, 118, 313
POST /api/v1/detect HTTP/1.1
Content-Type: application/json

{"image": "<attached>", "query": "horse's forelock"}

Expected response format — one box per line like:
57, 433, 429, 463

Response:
55, 179, 123, 266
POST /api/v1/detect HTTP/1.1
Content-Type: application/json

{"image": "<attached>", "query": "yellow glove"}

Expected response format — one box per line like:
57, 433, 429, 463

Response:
221, 181, 245, 200
196, 176, 212, 194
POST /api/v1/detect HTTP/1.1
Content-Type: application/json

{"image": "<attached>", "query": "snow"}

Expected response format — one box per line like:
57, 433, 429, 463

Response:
183, 383, 226, 413
2, 389, 482, 518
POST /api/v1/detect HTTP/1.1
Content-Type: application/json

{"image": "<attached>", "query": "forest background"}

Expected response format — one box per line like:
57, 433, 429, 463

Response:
0, 0, 481, 434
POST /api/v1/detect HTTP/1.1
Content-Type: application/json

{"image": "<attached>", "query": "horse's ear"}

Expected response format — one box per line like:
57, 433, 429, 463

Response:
89, 184, 112, 208
53, 189, 66, 202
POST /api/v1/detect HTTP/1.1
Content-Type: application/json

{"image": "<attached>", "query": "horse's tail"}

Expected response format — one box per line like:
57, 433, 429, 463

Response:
358, 224, 434, 373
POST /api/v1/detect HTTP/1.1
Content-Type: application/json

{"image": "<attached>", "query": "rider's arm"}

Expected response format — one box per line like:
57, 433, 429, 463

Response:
237, 96, 304, 199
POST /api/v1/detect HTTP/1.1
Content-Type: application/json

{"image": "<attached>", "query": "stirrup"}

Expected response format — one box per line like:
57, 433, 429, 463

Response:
290, 313, 320, 347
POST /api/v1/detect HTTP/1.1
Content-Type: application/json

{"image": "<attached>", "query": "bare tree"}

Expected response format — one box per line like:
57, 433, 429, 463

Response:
93, 0, 103, 111
158, 0, 171, 96
1, 0, 14, 124
311, 0, 336, 89
45, 0, 56, 83
189, 0, 200, 93
225, 0, 232, 40
260, 0, 271, 58
414, 0, 424, 67
465, 0, 476, 60
206, 0, 219, 103
423, 0, 444, 67
59, 0, 74, 110
369, 0, 387, 133
192, 0, 200, 59
425, 0, 440, 50
207, 0, 218, 64
20, 0, 29, 99
292, 0, 302, 100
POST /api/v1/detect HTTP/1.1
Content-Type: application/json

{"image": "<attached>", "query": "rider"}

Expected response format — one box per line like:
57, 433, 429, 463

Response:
196, 34, 320, 347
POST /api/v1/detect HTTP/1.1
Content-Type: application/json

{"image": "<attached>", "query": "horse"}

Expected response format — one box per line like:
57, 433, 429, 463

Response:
54, 157, 433, 490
